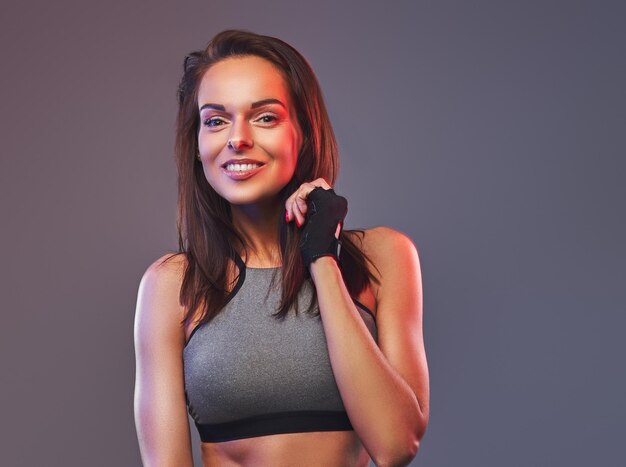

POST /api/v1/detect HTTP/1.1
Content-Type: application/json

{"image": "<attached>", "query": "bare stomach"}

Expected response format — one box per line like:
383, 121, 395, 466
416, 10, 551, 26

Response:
199, 430, 370, 466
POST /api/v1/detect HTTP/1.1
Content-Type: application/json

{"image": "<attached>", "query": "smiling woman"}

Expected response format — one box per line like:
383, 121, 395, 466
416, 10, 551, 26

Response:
196, 55, 302, 206
133, 29, 429, 467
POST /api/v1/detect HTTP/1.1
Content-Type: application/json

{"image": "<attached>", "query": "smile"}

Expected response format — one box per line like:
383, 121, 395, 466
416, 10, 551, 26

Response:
225, 163, 262, 172
221, 163, 266, 180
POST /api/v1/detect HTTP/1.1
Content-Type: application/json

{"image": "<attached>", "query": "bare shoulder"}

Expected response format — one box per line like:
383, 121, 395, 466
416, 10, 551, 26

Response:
139, 253, 188, 300
352, 226, 420, 274
361, 226, 417, 256
135, 252, 189, 348
143, 252, 188, 280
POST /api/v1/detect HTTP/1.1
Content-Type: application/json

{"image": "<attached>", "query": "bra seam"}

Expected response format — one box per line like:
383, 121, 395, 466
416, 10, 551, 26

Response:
196, 409, 350, 425
193, 410, 354, 442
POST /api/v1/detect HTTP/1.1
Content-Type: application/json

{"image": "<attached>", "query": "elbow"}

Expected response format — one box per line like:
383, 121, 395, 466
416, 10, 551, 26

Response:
372, 436, 420, 467
372, 414, 427, 467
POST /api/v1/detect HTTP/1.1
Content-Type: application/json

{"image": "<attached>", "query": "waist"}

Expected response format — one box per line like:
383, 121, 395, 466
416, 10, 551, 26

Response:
200, 428, 370, 466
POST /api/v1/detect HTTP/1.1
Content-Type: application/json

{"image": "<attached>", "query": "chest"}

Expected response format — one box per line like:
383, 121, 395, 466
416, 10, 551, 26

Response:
182, 269, 377, 428
184, 272, 377, 344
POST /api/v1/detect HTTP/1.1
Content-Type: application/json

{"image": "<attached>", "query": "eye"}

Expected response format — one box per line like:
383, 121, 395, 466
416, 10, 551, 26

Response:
256, 113, 278, 125
203, 117, 227, 127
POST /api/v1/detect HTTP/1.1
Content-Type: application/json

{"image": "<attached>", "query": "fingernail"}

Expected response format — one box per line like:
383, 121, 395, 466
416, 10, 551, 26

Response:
285, 209, 290, 222
296, 217, 302, 228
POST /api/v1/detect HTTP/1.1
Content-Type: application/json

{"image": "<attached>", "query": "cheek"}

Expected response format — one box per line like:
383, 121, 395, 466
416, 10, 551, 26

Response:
264, 128, 300, 157
198, 134, 225, 160
279, 143, 299, 175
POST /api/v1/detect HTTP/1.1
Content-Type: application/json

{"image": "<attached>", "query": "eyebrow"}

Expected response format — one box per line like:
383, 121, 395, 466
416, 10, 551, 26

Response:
199, 98, 287, 112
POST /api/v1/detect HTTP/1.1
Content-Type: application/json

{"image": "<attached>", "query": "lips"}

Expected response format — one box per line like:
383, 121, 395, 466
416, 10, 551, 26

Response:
220, 157, 266, 180
221, 158, 265, 168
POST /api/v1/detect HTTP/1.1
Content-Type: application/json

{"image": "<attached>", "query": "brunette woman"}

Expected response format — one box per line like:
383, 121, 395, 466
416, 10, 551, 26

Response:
134, 29, 429, 466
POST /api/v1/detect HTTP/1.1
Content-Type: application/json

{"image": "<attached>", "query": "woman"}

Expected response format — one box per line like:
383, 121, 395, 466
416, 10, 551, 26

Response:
134, 30, 429, 466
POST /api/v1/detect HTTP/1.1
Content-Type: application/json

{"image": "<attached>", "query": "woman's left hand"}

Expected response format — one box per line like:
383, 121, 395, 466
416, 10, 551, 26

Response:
284, 177, 333, 227
285, 178, 348, 267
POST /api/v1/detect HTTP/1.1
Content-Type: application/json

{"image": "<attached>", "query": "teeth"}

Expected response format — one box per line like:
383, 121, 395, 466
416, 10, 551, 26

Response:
225, 163, 261, 172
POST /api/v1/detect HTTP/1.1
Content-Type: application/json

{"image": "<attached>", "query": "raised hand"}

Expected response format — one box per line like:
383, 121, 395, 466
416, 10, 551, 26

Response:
285, 178, 348, 268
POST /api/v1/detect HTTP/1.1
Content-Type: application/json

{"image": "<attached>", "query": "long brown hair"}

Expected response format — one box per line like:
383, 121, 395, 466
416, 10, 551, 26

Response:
164, 29, 379, 329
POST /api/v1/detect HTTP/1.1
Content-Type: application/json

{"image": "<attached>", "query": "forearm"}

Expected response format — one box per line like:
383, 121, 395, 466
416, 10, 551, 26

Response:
310, 257, 426, 465
134, 375, 194, 467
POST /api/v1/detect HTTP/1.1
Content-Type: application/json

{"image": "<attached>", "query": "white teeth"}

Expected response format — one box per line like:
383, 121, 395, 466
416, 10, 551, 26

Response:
225, 163, 261, 172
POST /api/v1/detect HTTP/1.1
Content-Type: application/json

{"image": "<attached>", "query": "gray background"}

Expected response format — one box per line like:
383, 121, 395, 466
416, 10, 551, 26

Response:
1, 1, 624, 466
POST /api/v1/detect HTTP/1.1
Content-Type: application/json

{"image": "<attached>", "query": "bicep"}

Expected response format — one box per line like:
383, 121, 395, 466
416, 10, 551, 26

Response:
369, 228, 430, 424
133, 258, 193, 467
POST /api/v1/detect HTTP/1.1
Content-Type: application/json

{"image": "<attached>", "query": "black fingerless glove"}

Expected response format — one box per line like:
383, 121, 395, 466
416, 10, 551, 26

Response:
299, 187, 348, 268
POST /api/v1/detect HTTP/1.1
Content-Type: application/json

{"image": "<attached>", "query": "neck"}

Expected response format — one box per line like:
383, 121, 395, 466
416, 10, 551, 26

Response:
231, 201, 282, 267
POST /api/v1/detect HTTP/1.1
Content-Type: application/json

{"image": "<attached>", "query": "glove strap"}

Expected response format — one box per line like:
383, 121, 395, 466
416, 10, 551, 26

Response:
304, 237, 342, 268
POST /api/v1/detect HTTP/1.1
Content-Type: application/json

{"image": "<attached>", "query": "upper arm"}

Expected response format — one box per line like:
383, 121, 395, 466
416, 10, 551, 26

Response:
133, 254, 194, 467
364, 227, 430, 430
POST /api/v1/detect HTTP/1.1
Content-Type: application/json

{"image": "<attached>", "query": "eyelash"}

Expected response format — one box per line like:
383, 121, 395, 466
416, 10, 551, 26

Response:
202, 113, 278, 128
257, 113, 278, 124
203, 117, 225, 127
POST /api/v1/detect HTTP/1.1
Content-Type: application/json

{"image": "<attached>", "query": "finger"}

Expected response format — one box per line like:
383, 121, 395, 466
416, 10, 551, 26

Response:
335, 221, 342, 239
295, 192, 309, 214
286, 179, 332, 224
293, 200, 305, 227
294, 185, 318, 221
286, 190, 305, 223
285, 182, 313, 220
285, 191, 300, 222
314, 178, 332, 190
292, 184, 315, 218
286, 192, 304, 226
285, 198, 295, 222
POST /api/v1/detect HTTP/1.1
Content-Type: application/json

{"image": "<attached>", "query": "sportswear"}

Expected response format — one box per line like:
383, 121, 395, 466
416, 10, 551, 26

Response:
183, 255, 377, 442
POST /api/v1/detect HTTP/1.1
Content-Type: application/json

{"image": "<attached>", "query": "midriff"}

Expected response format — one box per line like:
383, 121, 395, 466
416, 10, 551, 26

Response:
200, 430, 370, 466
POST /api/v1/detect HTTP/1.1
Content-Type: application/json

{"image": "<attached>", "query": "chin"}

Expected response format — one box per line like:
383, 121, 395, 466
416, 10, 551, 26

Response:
216, 190, 280, 207
211, 182, 289, 206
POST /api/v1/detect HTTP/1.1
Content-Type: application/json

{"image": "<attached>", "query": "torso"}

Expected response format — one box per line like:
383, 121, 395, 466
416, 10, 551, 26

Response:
198, 430, 371, 466
180, 229, 380, 466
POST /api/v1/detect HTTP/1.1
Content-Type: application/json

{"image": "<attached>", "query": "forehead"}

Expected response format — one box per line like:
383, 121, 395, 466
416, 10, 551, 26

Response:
197, 55, 291, 107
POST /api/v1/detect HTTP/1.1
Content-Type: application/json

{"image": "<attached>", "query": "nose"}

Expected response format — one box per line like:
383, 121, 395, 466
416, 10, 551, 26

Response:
228, 117, 253, 152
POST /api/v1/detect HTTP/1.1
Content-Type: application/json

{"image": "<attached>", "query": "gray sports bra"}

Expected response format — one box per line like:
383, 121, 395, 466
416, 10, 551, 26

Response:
183, 258, 378, 442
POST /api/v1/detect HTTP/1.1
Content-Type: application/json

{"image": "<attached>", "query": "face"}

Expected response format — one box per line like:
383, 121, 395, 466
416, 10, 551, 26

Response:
197, 55, 303, 207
